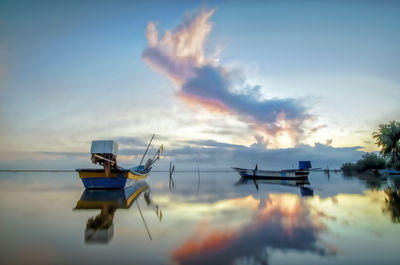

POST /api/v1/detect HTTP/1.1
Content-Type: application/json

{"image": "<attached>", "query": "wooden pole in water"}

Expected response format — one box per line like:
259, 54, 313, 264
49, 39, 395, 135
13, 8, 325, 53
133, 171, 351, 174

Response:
196, 160, 201, 193
169, 162, 171, 191
169, 162, 175, 190
171, 165, 175, 188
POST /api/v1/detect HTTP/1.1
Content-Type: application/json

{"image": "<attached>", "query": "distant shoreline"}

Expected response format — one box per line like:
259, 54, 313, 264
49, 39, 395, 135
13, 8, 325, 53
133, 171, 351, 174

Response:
0, 169, 341, 173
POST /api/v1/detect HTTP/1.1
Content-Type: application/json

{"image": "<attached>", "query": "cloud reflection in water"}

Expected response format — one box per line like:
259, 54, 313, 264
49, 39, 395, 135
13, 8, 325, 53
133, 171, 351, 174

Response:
172, 194, 337, 265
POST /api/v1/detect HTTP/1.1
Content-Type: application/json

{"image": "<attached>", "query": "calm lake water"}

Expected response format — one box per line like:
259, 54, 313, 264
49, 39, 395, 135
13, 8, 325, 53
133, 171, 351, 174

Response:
0, 170, 399, 265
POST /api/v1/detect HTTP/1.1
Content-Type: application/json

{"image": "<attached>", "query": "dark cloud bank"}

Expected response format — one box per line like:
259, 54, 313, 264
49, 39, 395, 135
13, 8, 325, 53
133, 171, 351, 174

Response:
159, 140, 363, 170
1, 137, 363, 170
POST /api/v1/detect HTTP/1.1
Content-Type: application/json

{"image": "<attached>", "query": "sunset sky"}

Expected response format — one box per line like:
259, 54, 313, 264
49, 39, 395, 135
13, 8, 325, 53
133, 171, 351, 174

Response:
0, 0, 399, 169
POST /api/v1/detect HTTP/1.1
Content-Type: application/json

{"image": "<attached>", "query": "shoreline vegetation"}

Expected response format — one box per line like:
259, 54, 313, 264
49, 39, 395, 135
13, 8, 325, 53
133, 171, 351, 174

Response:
341, 153, 386, 175
341, 121, 400, 175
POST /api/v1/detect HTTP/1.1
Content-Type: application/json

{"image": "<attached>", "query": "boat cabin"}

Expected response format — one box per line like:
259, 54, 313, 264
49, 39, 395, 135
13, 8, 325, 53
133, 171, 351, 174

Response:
90, 140, 119, 177
299, 161, 312, 170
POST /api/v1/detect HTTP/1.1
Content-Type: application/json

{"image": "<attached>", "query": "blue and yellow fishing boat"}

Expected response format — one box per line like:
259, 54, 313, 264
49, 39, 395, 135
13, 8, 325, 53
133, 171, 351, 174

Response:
77, 166, 151, 189
76, 135, 163, 189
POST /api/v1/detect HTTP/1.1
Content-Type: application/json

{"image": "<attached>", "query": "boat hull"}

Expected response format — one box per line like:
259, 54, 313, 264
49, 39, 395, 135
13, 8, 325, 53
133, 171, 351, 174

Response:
76, 168, 149, 189
232, 167, 309, 180
378, 169, 400, 177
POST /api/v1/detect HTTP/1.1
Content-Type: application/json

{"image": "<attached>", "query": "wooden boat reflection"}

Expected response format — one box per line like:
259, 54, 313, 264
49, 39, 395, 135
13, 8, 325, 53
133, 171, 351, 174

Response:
300, 186, 314, 197
74, 181, 149, 243
235, 177, 314, 197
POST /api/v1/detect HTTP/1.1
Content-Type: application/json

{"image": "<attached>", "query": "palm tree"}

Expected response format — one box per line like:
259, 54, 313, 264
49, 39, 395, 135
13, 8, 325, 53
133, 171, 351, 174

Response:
373, 121, 400, 166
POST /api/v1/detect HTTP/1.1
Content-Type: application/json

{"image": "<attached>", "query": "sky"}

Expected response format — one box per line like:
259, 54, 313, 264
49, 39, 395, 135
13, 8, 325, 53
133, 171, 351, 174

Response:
0, 0, 399, 169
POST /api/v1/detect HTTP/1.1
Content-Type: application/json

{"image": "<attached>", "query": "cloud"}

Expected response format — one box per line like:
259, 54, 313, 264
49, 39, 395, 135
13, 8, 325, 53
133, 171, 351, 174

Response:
183, 139, 243, 149
114, 136, 147, 147
142, 9, 311, 143
0, 138, 363, 170
164, 139, 363, 170
310, 124, 328, 134
250, 135, 270, 149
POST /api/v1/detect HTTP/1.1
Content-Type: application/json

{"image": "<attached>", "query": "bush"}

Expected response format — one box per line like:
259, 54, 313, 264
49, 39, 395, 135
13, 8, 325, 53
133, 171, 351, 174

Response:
356, 153, 386, 171
389, 161, 400, 170
341, 153, 386, 174
341, 162, 356, 175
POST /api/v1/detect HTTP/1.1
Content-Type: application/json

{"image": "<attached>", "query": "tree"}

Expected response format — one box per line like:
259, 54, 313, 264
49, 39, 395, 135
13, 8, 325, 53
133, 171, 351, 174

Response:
373, 121, 400, 167
355, 153, 386, 171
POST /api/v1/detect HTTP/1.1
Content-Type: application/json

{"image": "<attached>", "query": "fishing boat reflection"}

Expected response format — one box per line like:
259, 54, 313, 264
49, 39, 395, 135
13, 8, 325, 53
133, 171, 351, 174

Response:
74, 181, 161, 243
235, 177, 314, 197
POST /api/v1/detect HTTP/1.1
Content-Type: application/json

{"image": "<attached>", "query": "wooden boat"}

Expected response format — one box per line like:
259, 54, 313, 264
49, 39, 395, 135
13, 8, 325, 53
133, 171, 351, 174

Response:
379, 169, 400, 177
76, 135, 163, 189
232, 161, 312, 180
77, 166, 151, 189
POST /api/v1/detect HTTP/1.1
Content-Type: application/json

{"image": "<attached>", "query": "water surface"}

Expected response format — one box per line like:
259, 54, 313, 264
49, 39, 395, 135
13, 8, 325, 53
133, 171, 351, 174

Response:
0, 170, 399, 265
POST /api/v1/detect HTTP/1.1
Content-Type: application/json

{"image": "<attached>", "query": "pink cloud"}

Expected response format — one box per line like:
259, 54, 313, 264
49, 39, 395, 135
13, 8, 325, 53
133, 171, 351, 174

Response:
142, 9, 311, 143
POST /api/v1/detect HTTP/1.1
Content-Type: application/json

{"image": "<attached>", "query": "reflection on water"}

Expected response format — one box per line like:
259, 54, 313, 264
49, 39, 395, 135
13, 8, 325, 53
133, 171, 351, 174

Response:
235, 177, 314, 197
343, 171, 400, 223
300, 186, 314, 197
384, 178, 400, 223
73, 181, 150, 243
172, 193, 335, 265
343, 170, 387, 189
1, 171, 400, 264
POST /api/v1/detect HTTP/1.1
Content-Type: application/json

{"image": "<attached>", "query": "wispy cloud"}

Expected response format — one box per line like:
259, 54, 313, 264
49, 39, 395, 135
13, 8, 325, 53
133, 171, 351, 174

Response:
142, 9, 311, 146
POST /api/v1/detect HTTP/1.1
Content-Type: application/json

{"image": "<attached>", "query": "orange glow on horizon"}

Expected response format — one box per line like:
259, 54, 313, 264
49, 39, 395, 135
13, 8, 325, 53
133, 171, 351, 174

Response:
178, 91, 232, 114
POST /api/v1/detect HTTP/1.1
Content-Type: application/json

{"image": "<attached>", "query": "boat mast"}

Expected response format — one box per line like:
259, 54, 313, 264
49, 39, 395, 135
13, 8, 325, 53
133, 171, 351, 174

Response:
139, 134, 155, 167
